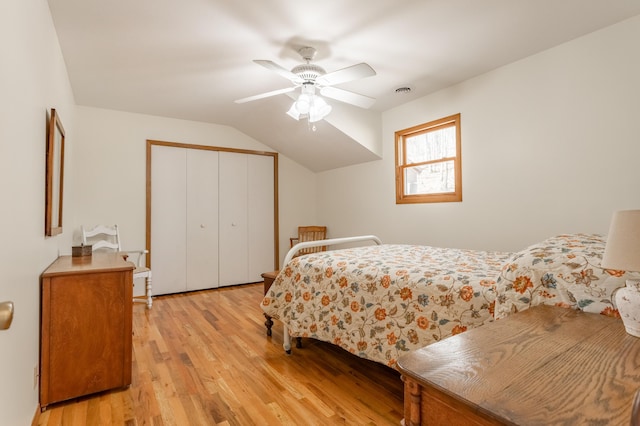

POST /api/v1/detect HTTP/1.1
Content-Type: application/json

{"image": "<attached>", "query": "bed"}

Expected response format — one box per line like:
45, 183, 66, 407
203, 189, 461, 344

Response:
261, 233, 630, 368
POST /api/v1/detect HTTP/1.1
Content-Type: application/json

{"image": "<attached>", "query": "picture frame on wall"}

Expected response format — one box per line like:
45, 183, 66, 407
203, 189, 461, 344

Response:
45, 108, 65, 236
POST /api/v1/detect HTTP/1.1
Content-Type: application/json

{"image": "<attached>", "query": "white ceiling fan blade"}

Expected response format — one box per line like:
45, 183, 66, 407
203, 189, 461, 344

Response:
316, 63, 376, 86
235, 86, 295, 104
254, 60, 303, 84
320, 86, 376, 109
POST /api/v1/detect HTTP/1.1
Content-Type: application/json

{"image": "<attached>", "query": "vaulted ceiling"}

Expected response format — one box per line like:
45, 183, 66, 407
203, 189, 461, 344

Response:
47, 0, 640, 171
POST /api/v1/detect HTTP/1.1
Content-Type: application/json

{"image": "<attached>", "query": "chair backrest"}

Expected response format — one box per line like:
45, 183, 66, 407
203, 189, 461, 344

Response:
294, 226, 327, 256
81, 224, 122, 252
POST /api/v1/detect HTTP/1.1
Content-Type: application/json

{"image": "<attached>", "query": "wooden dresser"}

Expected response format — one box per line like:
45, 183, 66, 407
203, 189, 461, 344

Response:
40, 253, 134, 410
397, 305, 640, 425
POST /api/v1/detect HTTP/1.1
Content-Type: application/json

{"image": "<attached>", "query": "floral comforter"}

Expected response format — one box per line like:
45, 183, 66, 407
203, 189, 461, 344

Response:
261, 244, 511, 367
494, 234, 630, 319
261, 234, 630, 368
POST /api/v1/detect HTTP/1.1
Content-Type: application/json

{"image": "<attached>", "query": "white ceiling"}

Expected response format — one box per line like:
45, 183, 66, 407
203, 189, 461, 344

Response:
47, 0, 640, 172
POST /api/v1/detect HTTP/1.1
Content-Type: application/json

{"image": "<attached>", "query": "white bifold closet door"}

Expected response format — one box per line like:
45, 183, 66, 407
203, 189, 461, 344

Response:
151, 145, 219, 295
151, 144, 274, 295
218, 152, 275, 286
186, 149, 220, 291
218, 152, 248, 286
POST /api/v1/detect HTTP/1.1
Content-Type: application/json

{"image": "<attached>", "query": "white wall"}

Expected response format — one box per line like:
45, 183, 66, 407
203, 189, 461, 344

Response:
277, 156, 319, 256
71, 106, 317, 267
318, 15, 640, 253
0, 0, 76, 423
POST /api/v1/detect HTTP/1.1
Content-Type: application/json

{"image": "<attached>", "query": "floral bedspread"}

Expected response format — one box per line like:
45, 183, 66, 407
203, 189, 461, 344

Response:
494, 234, 630, 319
261, 244, 511, 367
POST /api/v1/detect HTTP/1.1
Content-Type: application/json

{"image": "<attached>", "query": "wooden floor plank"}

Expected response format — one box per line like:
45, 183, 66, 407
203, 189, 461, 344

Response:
36, 283, 403, 425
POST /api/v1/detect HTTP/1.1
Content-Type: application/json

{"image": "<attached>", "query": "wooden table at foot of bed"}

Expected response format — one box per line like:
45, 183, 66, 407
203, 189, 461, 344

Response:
396, 305, 640, 426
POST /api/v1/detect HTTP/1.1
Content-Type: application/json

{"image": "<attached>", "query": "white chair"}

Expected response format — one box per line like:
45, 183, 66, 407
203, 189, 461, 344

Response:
81, 224, 153, 309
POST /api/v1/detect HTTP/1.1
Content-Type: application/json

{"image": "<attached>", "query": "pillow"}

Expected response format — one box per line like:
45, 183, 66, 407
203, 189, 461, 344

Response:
494, 234, 630, 319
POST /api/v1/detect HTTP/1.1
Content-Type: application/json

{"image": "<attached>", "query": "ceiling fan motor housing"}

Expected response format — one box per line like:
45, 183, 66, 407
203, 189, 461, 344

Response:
291, 63, 326, 82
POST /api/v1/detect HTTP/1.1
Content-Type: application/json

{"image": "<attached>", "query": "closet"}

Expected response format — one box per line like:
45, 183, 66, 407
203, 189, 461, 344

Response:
147, 141, 277, 295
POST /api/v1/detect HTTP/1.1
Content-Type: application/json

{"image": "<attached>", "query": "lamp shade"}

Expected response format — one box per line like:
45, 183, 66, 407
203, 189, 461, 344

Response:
286, 103, 302, 120
308, 97, 331, 122
295, 93, 311, 114
601, 210, 640, 272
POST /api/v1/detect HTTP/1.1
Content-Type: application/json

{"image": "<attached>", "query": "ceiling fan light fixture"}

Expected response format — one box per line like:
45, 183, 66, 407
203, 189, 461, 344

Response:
309, 97, 331, 123
287, 83, 331, 123
296, 93, 312, 114
287, 94, 332, 123
286, 103, 302, 120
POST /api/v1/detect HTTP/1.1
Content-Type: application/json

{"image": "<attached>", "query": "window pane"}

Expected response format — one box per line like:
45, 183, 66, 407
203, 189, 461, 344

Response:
404, 160, 455, 195
405, 126, 456, 164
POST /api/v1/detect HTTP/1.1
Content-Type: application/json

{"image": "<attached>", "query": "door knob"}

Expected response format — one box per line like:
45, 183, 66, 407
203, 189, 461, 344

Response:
0, 301, 14, 330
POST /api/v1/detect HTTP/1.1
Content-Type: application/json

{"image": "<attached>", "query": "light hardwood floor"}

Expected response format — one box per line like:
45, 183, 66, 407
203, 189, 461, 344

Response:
35, 283, 403, 425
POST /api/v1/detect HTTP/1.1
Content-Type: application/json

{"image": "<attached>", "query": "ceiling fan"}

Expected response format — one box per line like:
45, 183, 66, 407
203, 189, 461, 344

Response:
235, 47, 376, 121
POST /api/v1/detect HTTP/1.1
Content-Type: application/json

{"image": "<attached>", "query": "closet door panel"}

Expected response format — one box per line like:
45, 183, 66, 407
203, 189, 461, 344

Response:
218, 152, 249, 286
248, 154, 275, 281
151, 146, 187, 295
186, 149, 219, 291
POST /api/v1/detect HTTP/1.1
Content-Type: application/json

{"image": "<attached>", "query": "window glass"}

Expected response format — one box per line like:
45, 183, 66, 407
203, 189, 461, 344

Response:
405, 127, 456, 164
404, 160, 455, 195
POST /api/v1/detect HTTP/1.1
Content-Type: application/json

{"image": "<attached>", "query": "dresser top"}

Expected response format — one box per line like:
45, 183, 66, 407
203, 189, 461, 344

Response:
42, 252, 134, 277
397, 305, 640, 425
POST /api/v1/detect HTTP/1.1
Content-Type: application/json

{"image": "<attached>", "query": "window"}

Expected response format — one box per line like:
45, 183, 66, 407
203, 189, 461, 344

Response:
395, 113, 462, 204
